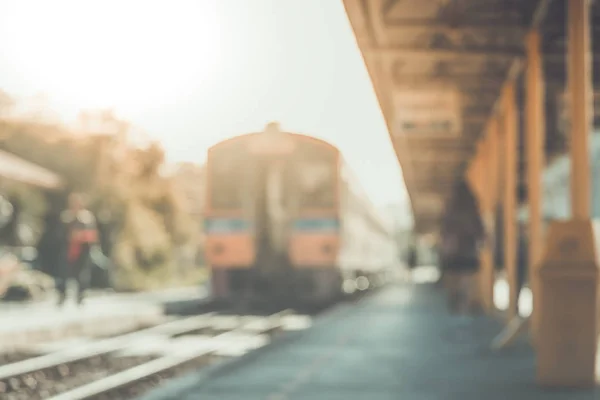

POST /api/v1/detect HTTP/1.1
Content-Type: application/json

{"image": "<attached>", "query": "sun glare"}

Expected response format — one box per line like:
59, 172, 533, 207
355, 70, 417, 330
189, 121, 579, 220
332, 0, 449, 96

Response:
1, 0, 224, 113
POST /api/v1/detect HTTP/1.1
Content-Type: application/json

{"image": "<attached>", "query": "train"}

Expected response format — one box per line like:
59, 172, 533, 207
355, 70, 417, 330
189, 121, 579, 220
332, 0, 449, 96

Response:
204, 123, 398, 308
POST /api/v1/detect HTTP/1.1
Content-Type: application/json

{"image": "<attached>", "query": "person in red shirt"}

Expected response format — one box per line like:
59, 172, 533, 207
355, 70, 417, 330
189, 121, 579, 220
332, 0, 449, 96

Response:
56, 193, 98, 306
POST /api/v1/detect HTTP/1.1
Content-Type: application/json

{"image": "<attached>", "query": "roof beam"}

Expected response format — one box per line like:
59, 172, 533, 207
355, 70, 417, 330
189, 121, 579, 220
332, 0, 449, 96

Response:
410, 173, 463, 180
410, 158, 465, 165
414, 172, 463, 180
382, 23, 527, 37
486, 0, 552, 119
411, 161, 464, 169
463, 94, 504, 108
411, 173, 463, 181
381, 8, 599, 37
398, 130, 479, 142
381, 15, 526, 28
368, 46, 523, 60
409, 151, 469, 161
411, 182, 455, 191
395, 147, 471, 161
407, 142, 474, 152
463, 103, 496, 116
457, 88, 518, 100
543, 22, 600, 39
392, 74, 506, 88
408, 167, 462, 176
460, 0, 553, 204
410, 159, 463, 166
462, 115, 491, 123
545, 52, 600, 63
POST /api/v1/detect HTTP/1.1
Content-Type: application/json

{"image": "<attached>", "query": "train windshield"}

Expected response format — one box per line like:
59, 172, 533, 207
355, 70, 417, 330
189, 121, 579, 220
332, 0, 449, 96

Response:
297, 160, 336, 209
209, 146, 247, 210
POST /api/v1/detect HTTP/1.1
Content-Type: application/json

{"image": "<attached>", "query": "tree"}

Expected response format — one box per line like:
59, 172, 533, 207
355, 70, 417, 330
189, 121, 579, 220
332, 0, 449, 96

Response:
0, 112, 195, 291
0, 90, 15, 119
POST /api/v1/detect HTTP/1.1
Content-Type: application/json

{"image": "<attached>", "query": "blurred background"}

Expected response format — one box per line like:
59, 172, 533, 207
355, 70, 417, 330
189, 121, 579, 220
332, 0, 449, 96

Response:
0, 0, 433, 303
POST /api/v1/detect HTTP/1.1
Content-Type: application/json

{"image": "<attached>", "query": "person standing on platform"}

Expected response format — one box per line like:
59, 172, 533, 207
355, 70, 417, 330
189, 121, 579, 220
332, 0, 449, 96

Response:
56, 193, 99, 306
406, 243, 418, 270
439, 180, 485, 315
516, 222, 528, 314
36, 193, 66, 279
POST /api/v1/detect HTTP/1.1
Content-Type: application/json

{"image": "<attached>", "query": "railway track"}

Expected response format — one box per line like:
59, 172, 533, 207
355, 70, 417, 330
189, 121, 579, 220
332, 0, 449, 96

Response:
0, 308, 311, 400
0, 283, 375, 400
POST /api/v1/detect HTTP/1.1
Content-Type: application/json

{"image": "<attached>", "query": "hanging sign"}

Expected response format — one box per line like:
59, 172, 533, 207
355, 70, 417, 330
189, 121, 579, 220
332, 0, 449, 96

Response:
392, 88, 462, 137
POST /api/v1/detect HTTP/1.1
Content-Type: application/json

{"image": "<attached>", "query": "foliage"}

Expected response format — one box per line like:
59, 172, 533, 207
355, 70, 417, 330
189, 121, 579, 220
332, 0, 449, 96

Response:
0, 107, 197, 291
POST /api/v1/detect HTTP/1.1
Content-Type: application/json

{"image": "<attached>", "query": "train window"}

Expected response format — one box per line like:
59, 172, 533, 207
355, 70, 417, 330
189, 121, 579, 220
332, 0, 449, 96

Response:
209, 152, 246, 210
297, 161, 336, 208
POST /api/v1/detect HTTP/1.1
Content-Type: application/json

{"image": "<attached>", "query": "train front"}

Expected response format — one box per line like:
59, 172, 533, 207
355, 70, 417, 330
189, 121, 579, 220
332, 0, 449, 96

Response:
204, 123, 342, 308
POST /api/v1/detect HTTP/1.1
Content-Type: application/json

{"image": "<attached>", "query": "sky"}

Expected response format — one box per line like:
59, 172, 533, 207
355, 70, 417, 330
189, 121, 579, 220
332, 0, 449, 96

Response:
0, 0, 408, 208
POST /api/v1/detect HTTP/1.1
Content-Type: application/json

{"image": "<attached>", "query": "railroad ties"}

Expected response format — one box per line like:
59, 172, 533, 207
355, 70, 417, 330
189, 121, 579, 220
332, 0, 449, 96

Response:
0, 308, 313, 400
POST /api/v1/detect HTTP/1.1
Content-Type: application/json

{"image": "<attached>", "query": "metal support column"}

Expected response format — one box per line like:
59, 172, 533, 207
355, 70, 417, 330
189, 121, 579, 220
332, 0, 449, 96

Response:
569, 0, 592, 218
525, 30, 545, 343
536, 0, 597, 387
502, 84, 519, 320
479, 122, 498, 313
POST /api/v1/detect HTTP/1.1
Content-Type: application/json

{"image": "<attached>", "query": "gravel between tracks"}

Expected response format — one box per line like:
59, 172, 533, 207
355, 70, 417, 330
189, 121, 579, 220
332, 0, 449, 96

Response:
0, 353, 40, 366
1, 355, 156, 400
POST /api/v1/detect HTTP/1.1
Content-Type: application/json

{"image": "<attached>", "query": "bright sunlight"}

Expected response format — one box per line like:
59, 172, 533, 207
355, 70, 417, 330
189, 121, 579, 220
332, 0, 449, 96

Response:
0, 0, 407, 207
0, 0, 224, 113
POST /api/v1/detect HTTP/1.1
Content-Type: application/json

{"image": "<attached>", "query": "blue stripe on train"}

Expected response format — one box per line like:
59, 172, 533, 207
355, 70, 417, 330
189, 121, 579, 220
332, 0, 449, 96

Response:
292, 218, 339, 232
205, 218, 338, 233
204, 218, 251, 234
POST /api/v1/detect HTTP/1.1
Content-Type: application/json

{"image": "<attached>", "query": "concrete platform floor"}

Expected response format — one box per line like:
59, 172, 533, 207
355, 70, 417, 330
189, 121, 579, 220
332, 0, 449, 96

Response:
142, 283, 600, 400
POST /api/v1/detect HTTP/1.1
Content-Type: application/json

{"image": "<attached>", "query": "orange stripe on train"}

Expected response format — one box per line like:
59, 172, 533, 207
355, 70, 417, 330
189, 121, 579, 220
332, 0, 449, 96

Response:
206, 234, 255, 268
289, 234, 339, 267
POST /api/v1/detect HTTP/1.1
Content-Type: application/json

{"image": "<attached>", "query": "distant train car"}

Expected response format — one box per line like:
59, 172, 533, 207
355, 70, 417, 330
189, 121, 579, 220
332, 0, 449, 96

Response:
204, 123, 396, 307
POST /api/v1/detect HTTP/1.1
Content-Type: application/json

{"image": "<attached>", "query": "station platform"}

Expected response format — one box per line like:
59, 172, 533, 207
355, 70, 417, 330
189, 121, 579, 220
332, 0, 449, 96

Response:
0, 286, 207, 350
142, 282, 599, 400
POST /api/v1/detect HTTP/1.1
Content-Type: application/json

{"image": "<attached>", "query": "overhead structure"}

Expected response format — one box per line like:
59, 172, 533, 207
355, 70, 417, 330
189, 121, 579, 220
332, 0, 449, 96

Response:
343, 0, 596, 233
0, 149, 63, 190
